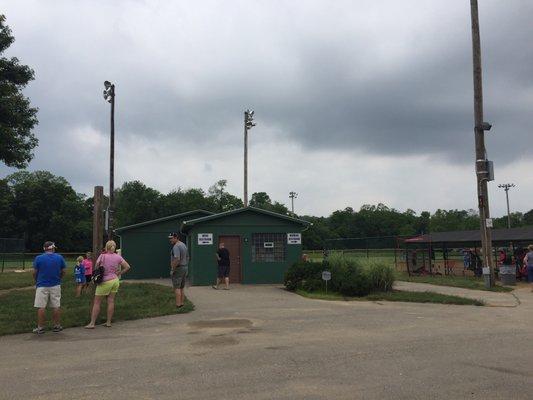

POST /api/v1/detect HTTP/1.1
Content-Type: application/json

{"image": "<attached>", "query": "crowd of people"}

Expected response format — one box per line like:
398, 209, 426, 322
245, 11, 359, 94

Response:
31, 231, 233, 334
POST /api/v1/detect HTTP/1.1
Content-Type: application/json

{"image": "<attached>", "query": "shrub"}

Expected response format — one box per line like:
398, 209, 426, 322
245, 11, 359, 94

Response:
284, 261, 323, 291
284, 255, 395, 296
328, 253, 371, 296
366, 261, 395, 292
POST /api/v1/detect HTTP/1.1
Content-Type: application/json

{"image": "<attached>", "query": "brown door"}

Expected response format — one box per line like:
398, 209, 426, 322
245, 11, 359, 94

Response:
219, 235, 241, 283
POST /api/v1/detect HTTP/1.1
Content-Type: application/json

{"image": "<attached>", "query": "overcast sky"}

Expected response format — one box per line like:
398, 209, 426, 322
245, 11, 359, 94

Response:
2, 0, 532, 217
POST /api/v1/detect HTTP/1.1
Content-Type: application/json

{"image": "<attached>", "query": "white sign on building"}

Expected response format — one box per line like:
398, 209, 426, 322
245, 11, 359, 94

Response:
287, 233, 302, 244
198, 233, 213, 245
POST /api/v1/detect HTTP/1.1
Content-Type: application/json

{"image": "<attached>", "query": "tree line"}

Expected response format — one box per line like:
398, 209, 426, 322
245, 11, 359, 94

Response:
1, 170, 532, 252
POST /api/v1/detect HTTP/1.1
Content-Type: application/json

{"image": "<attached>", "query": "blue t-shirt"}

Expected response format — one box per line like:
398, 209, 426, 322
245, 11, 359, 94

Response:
74, 263, 85, 283
33, 253, 66, 288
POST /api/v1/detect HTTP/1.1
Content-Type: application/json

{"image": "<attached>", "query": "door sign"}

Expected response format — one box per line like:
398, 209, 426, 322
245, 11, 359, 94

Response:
198, 233, 213, 245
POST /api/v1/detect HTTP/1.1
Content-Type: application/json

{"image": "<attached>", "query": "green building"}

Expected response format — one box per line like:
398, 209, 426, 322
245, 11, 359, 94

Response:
116, 207, 311, 285
115, 210, 213, 279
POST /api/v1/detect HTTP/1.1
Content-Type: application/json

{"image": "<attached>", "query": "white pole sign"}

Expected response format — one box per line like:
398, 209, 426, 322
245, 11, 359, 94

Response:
198, 233, 213, 245
287, 233, 302, 244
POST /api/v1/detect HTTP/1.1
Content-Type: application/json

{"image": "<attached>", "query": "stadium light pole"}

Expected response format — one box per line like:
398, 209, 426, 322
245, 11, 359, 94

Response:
103, 80, 115, 241
470, 0, 495, 287
289, 191, 298, 215
243, 109, 256, 207
498, 183, 515, 229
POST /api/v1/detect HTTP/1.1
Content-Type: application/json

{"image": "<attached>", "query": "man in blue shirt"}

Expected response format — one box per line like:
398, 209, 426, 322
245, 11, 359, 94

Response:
33, 241, 66, 334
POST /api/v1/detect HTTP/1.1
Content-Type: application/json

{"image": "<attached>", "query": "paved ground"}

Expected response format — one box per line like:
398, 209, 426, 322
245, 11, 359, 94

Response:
1, 281, 532, 400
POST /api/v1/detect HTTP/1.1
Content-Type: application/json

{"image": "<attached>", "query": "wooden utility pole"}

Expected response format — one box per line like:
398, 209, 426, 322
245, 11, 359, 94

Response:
470, 0, 495, 287
109, 84, 115, 240
103, 81, 115, 241
243, 109, 255, 207
244, 111, 248, 207
92, 186, 104, 265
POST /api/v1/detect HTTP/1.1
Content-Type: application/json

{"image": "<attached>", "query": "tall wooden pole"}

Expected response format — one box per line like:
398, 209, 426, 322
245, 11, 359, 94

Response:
244, 111, 248, 207
92, 186, 104, 265
108, 84, 115, 241
470, 0, 494, 286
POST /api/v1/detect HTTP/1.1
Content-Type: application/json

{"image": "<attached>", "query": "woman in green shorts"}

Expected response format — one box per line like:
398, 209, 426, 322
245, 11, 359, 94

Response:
85, 240, 131, 328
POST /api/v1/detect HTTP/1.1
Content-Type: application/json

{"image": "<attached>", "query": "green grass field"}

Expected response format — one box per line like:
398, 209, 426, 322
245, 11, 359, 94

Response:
395, 272, 513, 292
0, 268, 193, 336
296, 289, 484, 306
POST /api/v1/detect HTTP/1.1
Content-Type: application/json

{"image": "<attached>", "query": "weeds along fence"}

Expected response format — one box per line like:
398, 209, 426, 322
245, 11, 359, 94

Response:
0, 253, 82, 273
304, 235, 470, 276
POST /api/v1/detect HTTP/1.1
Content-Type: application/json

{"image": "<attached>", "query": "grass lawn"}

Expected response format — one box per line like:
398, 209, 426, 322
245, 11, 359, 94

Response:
0, 270, 35, 290
395, 272, 513, 292
0, 270, 193, 335
296, 289, 484, 306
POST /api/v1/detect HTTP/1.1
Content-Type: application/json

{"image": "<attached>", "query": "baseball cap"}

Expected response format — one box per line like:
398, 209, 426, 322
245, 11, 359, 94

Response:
43, 241, 56, 250
168, 232, 179, 238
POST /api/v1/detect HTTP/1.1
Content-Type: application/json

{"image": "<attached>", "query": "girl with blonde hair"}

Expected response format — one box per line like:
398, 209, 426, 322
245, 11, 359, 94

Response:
85, 241, 131, 328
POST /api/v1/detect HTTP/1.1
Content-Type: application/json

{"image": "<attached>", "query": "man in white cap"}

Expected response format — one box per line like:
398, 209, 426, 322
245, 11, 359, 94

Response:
32, 241, 66, 334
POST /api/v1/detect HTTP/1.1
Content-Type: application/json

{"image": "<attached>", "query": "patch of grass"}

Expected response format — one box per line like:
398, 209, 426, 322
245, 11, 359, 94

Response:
296, 289, 484, 306
0, 270, 35, 290
0, 277, 193, 336
395, 272, 513, 292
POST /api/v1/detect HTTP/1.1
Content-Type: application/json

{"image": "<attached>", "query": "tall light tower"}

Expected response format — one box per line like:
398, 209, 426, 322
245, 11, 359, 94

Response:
243, 109, 256, 207
103, 80, 115, 240
498, 183, 515, 229
470, 0, 495, 287
289, 191, 298, 215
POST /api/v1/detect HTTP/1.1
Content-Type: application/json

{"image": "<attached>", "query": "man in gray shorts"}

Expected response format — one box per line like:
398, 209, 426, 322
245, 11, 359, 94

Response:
168, 232, 189, 308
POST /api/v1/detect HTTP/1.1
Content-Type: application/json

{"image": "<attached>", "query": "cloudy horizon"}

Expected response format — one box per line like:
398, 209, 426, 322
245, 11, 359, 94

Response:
2, 0, 532, 217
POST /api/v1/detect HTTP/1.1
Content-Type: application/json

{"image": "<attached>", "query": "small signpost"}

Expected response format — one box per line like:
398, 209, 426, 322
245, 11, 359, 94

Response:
322, 270, 331, 294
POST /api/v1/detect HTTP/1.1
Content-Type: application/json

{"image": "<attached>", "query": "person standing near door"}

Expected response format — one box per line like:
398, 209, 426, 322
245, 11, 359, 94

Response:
169, 232, 189, 308
213, 242, 230, 290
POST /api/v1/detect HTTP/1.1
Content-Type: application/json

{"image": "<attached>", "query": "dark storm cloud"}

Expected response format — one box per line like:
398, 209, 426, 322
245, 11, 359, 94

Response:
3, 0, 533, 177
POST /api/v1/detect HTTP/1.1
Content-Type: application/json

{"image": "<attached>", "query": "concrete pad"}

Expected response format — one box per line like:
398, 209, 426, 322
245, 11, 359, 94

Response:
0, 282, 532, 399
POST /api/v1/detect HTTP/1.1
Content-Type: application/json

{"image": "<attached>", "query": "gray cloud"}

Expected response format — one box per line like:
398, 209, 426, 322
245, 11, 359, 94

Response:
2, 0, 532, 215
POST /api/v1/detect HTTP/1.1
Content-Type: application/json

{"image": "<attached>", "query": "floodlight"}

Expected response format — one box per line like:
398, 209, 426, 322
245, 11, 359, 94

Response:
477, 122, 492, 131
104, 81, 112, 89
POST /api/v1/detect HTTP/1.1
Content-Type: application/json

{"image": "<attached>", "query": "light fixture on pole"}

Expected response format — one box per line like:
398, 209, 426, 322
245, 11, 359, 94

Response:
103, 80, 115, 241
498, 183, 515, 229
289, 191, 298, 215
243, 109, 256, 207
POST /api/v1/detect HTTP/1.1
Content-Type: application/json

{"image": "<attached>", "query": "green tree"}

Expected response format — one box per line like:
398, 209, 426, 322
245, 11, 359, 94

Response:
250, 192, 272, 208
250, 192, 290, 215
162, 187, 217, 215
7, 171, 90, 251
493, 212, 523, 229
0, 178, 18, 237
208, 180, 243, 212
429, 209, 480, 232
0, 15, 38, 168
523, 209, 533, 226
114, 181, 164, 227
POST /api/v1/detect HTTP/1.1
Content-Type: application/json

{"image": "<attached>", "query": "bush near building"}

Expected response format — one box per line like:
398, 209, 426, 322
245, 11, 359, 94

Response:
284, 253, 395, 296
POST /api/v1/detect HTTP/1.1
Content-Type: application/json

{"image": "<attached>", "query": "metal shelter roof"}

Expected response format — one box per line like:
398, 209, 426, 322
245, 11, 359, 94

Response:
404, 226, 533, 245
115, 210, 213, 233
181, 206, 311, 232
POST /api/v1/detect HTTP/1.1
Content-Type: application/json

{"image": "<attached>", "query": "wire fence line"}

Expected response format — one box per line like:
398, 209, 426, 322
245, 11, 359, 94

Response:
0, 253, 83, 273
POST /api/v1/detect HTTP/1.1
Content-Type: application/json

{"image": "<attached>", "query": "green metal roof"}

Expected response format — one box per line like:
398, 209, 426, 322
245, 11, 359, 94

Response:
115, 210, 214, 233
181, 206, 312, 231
